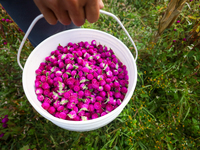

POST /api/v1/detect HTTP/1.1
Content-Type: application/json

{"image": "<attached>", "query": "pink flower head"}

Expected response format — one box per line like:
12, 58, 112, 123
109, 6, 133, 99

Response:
42, 82, 50, 90
44, 97, 51, 104
88, 104, 95, 112
53, 100, 60, 108
78, 110, 85, 116
66, 77, 75, 85
67, 102, 76, 109
1, 18, 5, 22
92, 113, 99, 119
35, 88, 43, 95
114, 92, 121, 99
18, 28, 23, 32
117, 99, 122, 106
96, 96, 103, 101
183, 38, 187, 41
59, 112, 67, 119
3, 41, 7, 45
84, 90, 91, 97
104, 84, 111, 91
68, 110, 77, 119
2, 123, 7, 128
37, 94, 44, 101
48, 106, 56, 114
57, 105, 64, 112
99, 91, 106, 97
177, 20, 180, 23
106, 104, 113, 112
78, 90, 84, 98
42, 102, 50, 110
2, 117, 9, 124
5, 19, 10, 23
73, 85, 80, 92
87, 74, 94, 80
174, 29, 177, 31
173, 40, 176, 42
121, 87, 128, 94
0, 133, 4, 137
94, 102, 101, 110
101, 112, 107, 117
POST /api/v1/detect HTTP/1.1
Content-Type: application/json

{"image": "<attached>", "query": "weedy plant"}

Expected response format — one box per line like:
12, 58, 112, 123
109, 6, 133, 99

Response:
0, 0, 200, 149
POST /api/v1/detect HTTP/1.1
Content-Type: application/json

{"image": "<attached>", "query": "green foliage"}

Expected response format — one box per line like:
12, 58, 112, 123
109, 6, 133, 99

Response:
0, 0, 200, 149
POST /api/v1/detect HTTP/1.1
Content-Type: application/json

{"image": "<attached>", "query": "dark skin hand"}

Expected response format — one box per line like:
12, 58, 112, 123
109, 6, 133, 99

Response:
33, 0, 104, 26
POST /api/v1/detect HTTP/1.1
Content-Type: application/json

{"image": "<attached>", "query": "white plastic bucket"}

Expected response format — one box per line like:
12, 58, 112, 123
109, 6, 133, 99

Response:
17, 10, 138, 131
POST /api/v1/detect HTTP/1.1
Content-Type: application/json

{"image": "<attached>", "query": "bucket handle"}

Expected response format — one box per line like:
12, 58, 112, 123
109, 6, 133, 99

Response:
17, 10, 138, 70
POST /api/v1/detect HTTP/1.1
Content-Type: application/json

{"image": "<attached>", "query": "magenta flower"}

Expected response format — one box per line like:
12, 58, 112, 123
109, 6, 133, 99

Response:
92, 113, 99, 119
101, 112, 107, 117
2, 123, 7, 128
68, 110, 77, 119
174, 29, 177, 31
0, 133, 4, 138
106, 104, 114, 112
78, 110, 85, 116
99, 91, 106, 97
67, 102, 76, 109
88, 104, 95, 112
42, 102, 50, 110
3, 41, 7, 45
73, 85, 80, 92
94, 102, 101, 110
177, 20, 180, 23
104, 84, 111, 91
42, 82, 50, 90
37, 94, 44, 101
5, 19, 10, 23
173, 40, 176, 42
96, 96, 103, 101
84, 90, 91, 97
44, 97, 52, 104
2, 117, 9, 124
1, 18, 5, 22
35, 87, 43, 95
48, 106, 56, 114
87, 74, 94, 80
57, 105, 64, 112
117, 99, 122, 105
18, 28, 23, 32
121, 87, 128, 94
183, 38, 187, 41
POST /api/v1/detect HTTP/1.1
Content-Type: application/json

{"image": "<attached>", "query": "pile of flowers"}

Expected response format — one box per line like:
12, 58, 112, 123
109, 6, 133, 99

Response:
35, 40, 129, 121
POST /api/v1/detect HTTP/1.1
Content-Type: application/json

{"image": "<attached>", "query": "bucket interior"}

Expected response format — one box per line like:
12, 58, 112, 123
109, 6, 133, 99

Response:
22, 28, 137, 129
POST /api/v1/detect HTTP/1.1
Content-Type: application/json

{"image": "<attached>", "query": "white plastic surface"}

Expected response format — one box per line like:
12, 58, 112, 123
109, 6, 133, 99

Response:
20, 10, 138, 131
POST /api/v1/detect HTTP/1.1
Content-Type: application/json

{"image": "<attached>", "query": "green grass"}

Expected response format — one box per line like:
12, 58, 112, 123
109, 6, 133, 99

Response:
0, 0, 200, 149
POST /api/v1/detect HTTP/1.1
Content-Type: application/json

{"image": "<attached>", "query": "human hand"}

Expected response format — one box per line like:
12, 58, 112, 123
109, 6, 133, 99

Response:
33, 0, 104, 26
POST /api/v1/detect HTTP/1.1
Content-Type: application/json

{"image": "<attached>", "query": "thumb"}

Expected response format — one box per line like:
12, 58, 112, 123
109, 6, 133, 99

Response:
99, 0, 104, 9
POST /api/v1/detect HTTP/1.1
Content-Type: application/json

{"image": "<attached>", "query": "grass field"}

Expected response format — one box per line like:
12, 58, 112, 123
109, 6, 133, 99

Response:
0, 0, 200, 149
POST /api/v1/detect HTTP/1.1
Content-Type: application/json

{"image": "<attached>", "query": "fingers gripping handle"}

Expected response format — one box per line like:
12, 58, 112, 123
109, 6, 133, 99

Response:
17, 10, 138, 70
